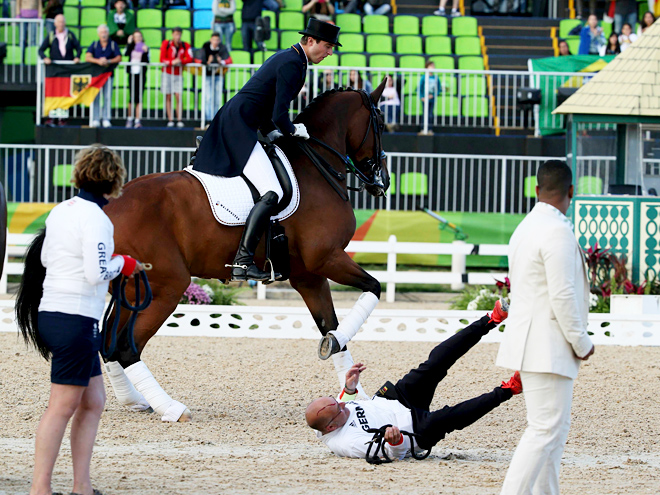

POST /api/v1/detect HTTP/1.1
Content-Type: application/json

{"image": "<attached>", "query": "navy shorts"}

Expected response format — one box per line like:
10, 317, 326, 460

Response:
37, 311, 102, 386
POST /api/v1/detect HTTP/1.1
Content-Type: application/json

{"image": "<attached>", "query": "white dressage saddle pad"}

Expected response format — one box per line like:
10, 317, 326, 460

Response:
185, 145, 300, 226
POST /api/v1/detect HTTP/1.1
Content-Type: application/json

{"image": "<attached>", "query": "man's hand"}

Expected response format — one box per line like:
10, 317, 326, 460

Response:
578, 345, 595, 361
384, 426, 402, 446
128, 34, 134, 44
293, 123, 309, 139
344, 362, 365, 393
73, 57, 80, 63
98, 57, 108, 66
128, 261, 145, 278
43, 57, 52, 64
172, 57, 181, 66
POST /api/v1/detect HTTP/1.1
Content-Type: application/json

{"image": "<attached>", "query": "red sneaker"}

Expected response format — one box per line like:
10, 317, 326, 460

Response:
488, 299, 509, 324
501, 371, 522, 395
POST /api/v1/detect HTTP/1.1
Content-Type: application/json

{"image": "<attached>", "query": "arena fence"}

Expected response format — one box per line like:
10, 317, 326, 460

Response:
0, 18, 44, 86
31, 59, 594, 133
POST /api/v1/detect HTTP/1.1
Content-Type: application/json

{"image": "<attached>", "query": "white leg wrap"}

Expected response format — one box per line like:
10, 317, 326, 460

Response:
329, 292, 379, 349
331, 349, 369, 400
104, 361, 151, 412
124, 361, 187, 422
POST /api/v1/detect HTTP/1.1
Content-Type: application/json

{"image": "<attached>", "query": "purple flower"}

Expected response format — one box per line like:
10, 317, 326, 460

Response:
181, 282, 212, 305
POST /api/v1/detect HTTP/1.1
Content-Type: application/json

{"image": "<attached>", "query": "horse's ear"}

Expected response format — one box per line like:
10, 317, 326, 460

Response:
370, 77, 388, 103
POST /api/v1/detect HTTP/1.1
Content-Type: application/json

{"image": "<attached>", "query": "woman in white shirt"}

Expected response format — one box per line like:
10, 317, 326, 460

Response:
16, 144, 143, 495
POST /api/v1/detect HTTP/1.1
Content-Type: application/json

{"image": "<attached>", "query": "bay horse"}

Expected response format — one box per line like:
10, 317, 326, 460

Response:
88, 79, 391, 421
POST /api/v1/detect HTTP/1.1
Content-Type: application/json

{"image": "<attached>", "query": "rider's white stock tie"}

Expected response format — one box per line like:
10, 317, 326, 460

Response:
329, 292, 379, 350
104, 361, 151, 412
124, 361, 188, 422
332, 349, 369, 399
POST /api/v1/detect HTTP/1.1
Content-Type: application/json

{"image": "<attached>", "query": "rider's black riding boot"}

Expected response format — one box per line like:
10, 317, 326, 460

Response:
230, 191, 280, 282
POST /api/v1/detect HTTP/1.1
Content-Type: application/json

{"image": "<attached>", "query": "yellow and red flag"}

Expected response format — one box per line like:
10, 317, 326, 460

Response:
43, 63, 115, 116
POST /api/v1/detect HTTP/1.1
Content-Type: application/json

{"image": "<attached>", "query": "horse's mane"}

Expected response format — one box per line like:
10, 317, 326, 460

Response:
295, 87, 358, 123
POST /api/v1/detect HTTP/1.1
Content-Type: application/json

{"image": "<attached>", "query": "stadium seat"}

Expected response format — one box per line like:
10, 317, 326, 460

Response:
111, 88, 129, 110
263, 31, 278, 50
455, 36, 481, 56
141, 28, 163, 48
25, 46, 39, 65
280, 30, 301, 48
601, 22, 613, 39
422, 15, 447, 36
52, 165, 74, 187
451, 16, 478, 36
399, 54, 425, 69
193, 10, 214, 30
396, 35, 423, 54
400, 172, 428, 195
4, 46, 21, 65
231, 30, 243, 49
279, 11, 305, 30
63, 6, 80, 26
559, 19, 582, 39
393, 15, 420, 35
458, 56, 484, 71
282, 0, 303, 11
566, 38, 580, 55
80, 8, 106, 27
80, 0, 106, 6
577, 176, 603, 195
262, 10, 277, 29
340, 53, 367, 67
236, 0, 244, 8
225, 66, 253, 91
425, 36, 452, 55
317, 53, 339, 66
234, 10, 242, 29
523, 176, 537, 198
147, 66, 161, 88
180, 29, 192, 45
193, 0, 213, 8
80, 27, 98, 47
366, 34, 393, 54
338, 33, 365, 52
0, 24, 19, 45
165, 10, 191, 29
462, 96, 489, 118
144, 89, 165, 111
439, 75, 458, 95
402, 95, 422, 116
429, 55, 455, 70
253, 50, 277, 64
114, 66, 128, 88
362, 15, 389, 34
193, 29, 212, 48
336, 13, 362, 33
460, 74, 486, 96
230, 50, 251, 64
369, 54, 396, 68
137, 9, 163, 29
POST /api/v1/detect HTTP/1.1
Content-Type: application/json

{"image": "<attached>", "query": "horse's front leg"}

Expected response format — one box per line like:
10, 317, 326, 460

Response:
308, 250, 381, 359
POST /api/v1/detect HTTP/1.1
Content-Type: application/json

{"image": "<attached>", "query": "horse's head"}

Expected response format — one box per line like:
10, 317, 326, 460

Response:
346, 77, 390, 198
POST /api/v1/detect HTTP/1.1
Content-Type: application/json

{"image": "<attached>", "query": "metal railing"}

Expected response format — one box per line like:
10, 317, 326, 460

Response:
0, 18, 44, 85
0, 143, 560, 213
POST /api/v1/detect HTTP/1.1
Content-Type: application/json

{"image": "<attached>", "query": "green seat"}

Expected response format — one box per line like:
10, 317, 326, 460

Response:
425, 36, 452, 55
261, 10, 277, 29
369, 54, 396, 68
179, 29, 192, 45
263, 31, 278, 50
403, 94, 422, 116
429, 55, 454, 70
230, 50, 251, 64
4, 46, 21, 65
0, 24, 19, 45
366, 34, 392, 54
63, 6, 80, 26
253, 50, 277, 64
577, 176, 603, 195
601, 21, 612, 39
422, 15, 447, 36
340, 53, 367, 67
141, 28, 163, 48
165, 10, 191, 29
393, 15, 420, 35
81, 8, 106, 26
388, 172, 396, 194
280, 30, 301, 49
234, 10, 242, 29
460, 74, 486, 95
282, 0, 303, 11
114, 65, 128, 87
336, 13, 362, 33
52, 165, 74, 187
194, 29, 212, 48
559, 19, 582, 39
451, 16, 478, 36
455, 36, 481, 56
80, 27, 98, 47
362, 14, 389, 34
396, 35, 422, 54
279, 11, 305, 30
338, 33, 365, 52
138, 9, 163, 29
25, 46, 40, 65
318, 53, 339, 66
462, 96, 489, 118
523, 176, 537, 198
399, 54, 425, 69
439, 75, 457, 95
225, 67, 252, 91
144, 89, 164, 110
81, 0, 106, 6
458, 56, 484, 71
566, 38, 580, 55
111, 87, 128, 110
400, 172, 428, 195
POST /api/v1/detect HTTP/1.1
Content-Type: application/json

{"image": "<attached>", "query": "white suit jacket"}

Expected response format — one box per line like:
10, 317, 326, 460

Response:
496, 202, 593, 380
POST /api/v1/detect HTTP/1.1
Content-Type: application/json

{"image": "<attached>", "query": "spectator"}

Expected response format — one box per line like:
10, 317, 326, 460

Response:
212, 0, 236, 50
85, 24, 122, 128
336, 0, 358, 13
418, 60, 439, 135
619, 22, 637, 51
380, 75, 400, 130
558, 38, 572, 56
302, 0, 335, 22
42, 0, 65, 34
640, 11, 656, 34
160, 27, 193, 127
108, 0, 136, 45
17, 0, 42, 63
138, 0, 158, 8
318, 68, 335, 92
38, 13, 81, 126
202, 32, 232, 125
614, 0, 638, 34
434, 0, 459, 17
575, 0, 595, 19
578, 14, 606, 55
125, 30, 149, 128
605, 32, 621, 54
241, 0, 263, 53
363, 0, 390, 15
263, 0, 282, 11
348, 69, 372, 93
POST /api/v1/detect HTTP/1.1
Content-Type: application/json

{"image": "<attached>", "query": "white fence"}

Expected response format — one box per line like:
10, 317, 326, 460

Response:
0, 18, 44, 85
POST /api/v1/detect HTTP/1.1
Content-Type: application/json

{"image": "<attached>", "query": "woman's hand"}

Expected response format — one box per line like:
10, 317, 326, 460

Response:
129, 262, 145, 278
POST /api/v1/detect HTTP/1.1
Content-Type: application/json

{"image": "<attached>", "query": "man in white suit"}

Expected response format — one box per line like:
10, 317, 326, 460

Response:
497, 160, 595, 495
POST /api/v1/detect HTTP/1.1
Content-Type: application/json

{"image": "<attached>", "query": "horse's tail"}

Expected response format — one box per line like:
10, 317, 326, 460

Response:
15, 229, 49, 360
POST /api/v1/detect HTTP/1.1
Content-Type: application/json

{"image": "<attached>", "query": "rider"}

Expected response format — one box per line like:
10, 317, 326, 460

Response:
193, 19, 341, 282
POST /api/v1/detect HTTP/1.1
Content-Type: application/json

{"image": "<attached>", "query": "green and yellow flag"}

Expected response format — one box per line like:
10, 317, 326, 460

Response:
44, 63, 115, 116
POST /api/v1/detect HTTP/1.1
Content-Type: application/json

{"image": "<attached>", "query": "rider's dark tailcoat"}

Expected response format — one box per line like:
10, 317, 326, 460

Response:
193, 44, 308, 177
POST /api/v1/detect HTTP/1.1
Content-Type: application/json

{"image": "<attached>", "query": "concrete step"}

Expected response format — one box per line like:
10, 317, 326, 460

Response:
475, 16, 559, 28
483, 35, 554, 48
487, 45, 554, 57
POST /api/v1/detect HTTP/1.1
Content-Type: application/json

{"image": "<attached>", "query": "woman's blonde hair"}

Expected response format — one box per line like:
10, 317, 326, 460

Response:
72, 144, 126, 198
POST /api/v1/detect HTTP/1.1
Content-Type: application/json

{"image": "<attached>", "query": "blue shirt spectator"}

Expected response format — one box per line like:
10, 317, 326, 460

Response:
85, 25, 122, 127
578, 14, 606, 55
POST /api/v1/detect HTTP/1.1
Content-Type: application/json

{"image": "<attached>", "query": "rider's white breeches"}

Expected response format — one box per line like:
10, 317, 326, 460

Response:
243, 142, 283, 200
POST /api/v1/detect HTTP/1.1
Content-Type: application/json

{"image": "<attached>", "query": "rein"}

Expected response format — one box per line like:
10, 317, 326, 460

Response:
101, 270, 153, 359
365, 425, 432, 465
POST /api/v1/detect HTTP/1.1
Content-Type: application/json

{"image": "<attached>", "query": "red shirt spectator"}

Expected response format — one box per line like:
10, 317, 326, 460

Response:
159, 29, 192, 76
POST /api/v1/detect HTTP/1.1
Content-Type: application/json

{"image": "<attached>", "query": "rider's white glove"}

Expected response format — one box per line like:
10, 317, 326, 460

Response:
267, 129, 284, 142
293, 123, 310, 140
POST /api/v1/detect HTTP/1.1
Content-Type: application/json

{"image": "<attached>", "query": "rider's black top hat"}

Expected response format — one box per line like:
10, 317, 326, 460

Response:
299, 18, 342, 47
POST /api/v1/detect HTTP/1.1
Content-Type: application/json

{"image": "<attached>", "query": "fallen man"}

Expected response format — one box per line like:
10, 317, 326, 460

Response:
305, 301, 522, 461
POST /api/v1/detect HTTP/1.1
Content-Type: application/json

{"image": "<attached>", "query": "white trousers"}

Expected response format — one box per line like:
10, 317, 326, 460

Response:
242, 142, 283, 200
501, 371, 574, 495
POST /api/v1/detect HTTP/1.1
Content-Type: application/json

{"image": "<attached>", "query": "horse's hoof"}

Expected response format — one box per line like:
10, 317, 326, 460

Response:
318, 334, 341, 360
178, 408, 193, 422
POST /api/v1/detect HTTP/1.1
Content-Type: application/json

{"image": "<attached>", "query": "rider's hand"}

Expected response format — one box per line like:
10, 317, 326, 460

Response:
384, 426, 402, 446
344, 362, 365, 392
293, 123, 310, 140
267, 129, 284, 142
130, 262, 145, 278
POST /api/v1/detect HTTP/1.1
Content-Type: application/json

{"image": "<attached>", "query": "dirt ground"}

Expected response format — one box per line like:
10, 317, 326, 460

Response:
1, 332, 659, 495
